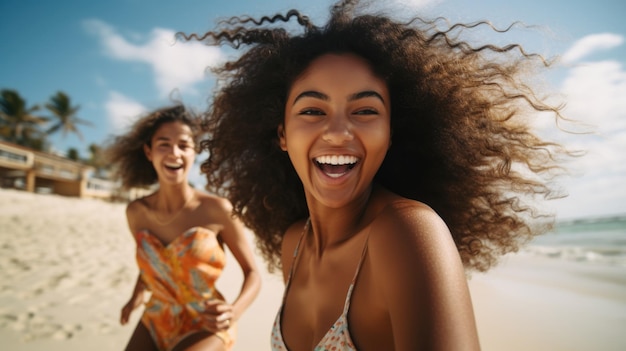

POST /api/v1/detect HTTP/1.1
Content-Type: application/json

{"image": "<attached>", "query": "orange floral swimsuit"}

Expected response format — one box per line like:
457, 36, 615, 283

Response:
135, 227, 235, 350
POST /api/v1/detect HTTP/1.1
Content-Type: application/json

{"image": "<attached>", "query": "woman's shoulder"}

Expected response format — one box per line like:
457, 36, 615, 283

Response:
125, 194, 155, 233
193, 190, 239, 227
125, 194, 153, 216
368, 196, 454, 259
370, 188, 444, 230
281, 219, 308, 253
367, 197, 464, 284
283, 218, 309, 243
195, 190, 233, 210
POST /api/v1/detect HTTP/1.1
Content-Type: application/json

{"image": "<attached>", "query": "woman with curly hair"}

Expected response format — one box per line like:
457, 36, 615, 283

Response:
106, 105, 261, 351
179, 0, 570, 349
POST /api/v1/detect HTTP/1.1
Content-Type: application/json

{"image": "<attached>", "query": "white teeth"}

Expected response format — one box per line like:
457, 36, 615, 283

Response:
165, 162, 182, 168
315, 155, 358, 165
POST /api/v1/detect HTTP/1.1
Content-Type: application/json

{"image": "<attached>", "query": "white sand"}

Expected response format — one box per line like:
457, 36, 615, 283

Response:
469, 254, 626, 351
1, 188, 625, 350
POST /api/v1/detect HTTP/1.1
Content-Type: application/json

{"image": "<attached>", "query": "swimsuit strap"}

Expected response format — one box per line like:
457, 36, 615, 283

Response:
280, 218, 311, 304
282, 218, 370, 314
342, 227, 370, 314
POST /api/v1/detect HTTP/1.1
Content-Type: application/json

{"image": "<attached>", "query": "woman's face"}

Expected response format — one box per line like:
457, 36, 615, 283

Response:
144, 121, 196, 186
280, 53, 391, 209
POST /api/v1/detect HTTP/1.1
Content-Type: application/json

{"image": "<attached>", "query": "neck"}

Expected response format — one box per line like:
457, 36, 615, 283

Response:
155, 183, 194, 212
306, 185, 374, 256
150, 183, 195, 226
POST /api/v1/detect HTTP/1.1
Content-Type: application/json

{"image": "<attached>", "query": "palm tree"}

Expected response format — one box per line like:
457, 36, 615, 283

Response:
0, 89, 48, 147
45, 91, 92, 141
88, 143, 105, 168
67, 147, 80, 161
87, 142, 112, 178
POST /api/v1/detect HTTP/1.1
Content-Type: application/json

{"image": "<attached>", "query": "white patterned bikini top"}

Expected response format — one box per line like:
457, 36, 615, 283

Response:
270, 219, 369, 350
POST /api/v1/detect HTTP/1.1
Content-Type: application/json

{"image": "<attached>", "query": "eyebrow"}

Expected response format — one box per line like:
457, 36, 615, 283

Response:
154, 136, 193, 143
293, 90, 385, 105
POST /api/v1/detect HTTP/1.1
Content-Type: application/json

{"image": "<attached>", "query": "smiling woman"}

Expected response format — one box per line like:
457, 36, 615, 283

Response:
104, 105, 261, 351
178, 0, 573, 349
279, 54, 391, 210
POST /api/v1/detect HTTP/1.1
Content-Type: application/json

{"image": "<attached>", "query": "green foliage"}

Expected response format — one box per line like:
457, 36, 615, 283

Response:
1, 88, 98, 158
0, 89, 48, 147
67, 147, 80, 161
87, 143, 107, 168
45, 91, 92, 141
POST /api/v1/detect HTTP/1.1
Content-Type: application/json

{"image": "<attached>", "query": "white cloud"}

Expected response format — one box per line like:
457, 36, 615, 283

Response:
561, 60, 626, 132
549, 35, 626, 219
392, 0, 441, 7
105, 91, 147, 133
361, 0, 441, 16
551, 170, 626, 220
83, 19, 223, 98
561, 33, 624, 64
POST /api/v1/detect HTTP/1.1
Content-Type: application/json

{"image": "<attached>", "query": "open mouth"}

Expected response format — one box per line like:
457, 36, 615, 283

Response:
164, 162, 183, 171
314, 155, 359, 178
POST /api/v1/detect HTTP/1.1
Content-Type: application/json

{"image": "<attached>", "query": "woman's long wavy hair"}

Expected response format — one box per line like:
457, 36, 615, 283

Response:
178, 0, 572, 273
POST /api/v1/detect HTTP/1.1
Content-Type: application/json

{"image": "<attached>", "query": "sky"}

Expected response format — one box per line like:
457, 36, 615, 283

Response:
1, 0, 625, 220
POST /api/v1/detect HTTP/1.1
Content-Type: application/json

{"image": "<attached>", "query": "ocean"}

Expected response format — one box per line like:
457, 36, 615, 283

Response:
524, 215, 626, 267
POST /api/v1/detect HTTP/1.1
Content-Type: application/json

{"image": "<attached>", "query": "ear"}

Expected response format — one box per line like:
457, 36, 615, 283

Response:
143, 144, 153, 161
277, 124, 287, 151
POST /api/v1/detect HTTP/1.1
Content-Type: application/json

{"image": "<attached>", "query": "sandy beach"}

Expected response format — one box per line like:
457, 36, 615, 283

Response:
1, 188, 625, 350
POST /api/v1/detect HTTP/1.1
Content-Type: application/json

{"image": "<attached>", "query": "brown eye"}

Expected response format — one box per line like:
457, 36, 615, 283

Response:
299, 108, 325, 116
354, 108, 378, 115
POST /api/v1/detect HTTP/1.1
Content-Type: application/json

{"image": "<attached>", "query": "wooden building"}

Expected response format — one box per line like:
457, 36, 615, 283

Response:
0, 141, 116, 199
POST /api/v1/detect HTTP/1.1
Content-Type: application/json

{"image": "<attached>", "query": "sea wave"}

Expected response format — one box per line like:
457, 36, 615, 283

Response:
521, 214, 626, 266
522, 245, 626, 267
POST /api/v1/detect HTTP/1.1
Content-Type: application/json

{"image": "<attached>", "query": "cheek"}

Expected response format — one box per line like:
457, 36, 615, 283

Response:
369, 123, 391, 146
367, 126, 392, 165
374, 142, 390, 163
282, 123, 312, 153
282, 132, 311, 178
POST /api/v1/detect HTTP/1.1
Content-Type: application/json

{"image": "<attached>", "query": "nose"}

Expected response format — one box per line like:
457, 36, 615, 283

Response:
322, 113, 354, 144
169, 145, 183, 157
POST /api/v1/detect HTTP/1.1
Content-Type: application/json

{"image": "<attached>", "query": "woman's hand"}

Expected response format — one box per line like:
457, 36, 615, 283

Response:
120, 295, 144, 325
202, 300, 235, 332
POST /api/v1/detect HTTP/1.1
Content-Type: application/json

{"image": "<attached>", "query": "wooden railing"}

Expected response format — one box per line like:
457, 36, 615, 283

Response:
33, 154, 84, 181
0, 141, 137, 200
0, 142, 34, 169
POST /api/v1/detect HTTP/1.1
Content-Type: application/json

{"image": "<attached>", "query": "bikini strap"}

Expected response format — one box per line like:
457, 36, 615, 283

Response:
282, 218, 369, 315
342, 228, 370, 314
281, 218, 310, 303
